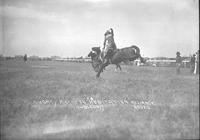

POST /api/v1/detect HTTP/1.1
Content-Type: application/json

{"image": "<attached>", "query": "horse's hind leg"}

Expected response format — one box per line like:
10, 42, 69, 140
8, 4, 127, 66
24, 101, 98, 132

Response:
117, 64, 122, 71
138, 54, 145, 63
115, 64, 121, 71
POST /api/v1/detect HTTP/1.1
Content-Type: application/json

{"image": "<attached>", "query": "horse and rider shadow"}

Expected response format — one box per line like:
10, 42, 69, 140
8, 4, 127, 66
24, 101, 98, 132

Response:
88, 45, 145, 78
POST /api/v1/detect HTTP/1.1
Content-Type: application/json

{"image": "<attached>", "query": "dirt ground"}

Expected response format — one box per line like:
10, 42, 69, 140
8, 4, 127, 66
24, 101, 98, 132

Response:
0, 60, 199, 140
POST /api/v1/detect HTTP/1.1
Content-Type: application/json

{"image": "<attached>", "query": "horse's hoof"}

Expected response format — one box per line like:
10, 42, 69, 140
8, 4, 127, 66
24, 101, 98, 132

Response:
96, 74, 100, 78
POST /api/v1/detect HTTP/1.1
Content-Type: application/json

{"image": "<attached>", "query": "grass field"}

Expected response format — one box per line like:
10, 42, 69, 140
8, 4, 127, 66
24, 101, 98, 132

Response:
0, 60, 199, 140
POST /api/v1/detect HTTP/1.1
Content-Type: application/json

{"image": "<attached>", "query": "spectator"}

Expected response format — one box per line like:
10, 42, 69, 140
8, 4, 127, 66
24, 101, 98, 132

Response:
24, 54, 27, 62
176, 52, 182, 74
190, 54, 195, 73
194, 50, 199, 74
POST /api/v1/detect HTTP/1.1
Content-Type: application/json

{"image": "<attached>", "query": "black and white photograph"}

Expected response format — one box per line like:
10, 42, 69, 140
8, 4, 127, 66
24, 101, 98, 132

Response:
0, 0, 199, 139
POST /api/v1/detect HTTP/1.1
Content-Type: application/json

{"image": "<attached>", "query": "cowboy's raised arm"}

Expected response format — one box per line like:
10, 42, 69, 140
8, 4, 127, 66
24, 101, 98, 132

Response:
103, 37, 106, 49
110, 28, 114, 36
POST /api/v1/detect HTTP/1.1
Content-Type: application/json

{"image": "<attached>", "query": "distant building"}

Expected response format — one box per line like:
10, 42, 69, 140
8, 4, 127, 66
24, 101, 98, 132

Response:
14, 55, 23, 60
0, 55, 4, 60
42, 57, 52, 61
29, 55, 41, 61
146, 57, 190, 67
51, 56, 61, 60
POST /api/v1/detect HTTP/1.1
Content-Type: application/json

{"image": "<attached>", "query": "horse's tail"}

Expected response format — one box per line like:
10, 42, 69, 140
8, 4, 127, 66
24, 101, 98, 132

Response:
131, 45, 145, 63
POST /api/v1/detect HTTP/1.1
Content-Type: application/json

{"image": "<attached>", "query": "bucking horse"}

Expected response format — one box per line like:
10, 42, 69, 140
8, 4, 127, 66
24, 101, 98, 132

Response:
88, 45, 145, 77
88, 47, 121, 73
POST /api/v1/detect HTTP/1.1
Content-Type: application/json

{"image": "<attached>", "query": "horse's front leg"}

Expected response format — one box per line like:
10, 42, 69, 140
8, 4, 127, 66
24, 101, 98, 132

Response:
100, 58, 107, 73
96, 61, 109, 78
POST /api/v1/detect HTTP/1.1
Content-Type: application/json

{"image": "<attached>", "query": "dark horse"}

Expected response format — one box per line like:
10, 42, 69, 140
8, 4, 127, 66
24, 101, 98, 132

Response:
88, 47, 121, 72
96, 45, 145, 77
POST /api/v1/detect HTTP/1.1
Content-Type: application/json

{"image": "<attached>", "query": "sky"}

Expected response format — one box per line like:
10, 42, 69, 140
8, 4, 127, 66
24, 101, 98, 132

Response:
0, 0, 199, 57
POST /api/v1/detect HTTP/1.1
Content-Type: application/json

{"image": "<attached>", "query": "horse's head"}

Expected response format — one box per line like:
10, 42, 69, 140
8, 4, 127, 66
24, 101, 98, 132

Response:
88, 51, 98, 60
88, 47, 103, 72
92, 47, 101, 55
88, 47, 102, 59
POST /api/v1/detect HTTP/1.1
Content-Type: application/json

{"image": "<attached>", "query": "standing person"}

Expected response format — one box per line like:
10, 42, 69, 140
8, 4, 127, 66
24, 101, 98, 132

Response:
194, 50, 199, 74
176, 52, 182, 74
190, 54, 196, 73
102, 28, 117, 63
24, 54, 27, 62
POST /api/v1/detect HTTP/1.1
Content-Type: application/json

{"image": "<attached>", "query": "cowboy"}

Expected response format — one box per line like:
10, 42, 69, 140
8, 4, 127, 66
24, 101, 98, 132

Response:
102, 28, 117, 63
176, 52, 182, 74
